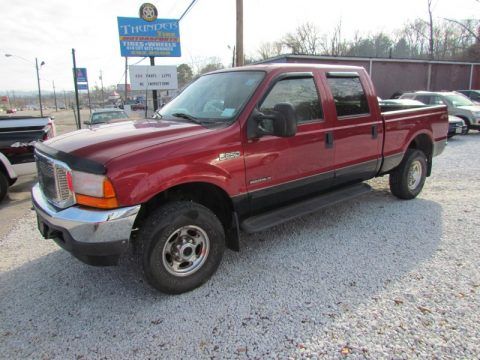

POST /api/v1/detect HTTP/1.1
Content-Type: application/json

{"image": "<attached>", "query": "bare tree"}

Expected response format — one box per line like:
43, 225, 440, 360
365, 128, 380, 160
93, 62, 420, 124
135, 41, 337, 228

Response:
257, 41, 284, 60
281, 22, 321, 55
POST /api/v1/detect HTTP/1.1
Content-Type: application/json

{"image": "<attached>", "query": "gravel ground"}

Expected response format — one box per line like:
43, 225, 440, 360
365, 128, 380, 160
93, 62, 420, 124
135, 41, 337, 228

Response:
1, 133, 479, 359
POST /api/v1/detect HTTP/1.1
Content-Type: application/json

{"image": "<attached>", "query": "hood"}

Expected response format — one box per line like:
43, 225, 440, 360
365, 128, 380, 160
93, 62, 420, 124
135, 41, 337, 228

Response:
45, 119, 211, 165
457, 105, 480, 112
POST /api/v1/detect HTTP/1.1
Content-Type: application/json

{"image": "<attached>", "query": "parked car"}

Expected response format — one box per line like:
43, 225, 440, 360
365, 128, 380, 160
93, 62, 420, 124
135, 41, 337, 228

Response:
447, 115, 467, 138
84, 108, 129, 127
0, 115, 56, 202
456, 90, 480, 104
6, 108, 17, 114
131, 103, 146, 111
32, 64, 448, 294
400, 91, 480, 133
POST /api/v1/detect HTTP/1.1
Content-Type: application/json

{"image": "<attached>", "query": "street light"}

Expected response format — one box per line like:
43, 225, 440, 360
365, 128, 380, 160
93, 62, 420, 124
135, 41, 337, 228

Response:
4, 53, 45, 117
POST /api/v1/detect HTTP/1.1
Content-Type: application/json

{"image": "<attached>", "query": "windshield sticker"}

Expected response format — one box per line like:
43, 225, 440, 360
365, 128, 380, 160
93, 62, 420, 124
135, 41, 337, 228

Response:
221, 108, 236, 117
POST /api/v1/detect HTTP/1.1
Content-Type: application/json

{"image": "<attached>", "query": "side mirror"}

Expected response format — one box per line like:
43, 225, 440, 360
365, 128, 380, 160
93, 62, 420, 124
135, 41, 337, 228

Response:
248, 103, 297, 139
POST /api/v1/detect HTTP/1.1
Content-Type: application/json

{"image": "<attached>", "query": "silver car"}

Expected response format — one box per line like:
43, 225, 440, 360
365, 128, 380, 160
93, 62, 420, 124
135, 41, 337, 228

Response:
400, 91, 480, 133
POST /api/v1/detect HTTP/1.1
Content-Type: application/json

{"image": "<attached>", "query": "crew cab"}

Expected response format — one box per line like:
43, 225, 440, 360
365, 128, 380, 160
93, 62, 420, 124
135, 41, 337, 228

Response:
0, 115, 55, 202
32, 64, 448, 294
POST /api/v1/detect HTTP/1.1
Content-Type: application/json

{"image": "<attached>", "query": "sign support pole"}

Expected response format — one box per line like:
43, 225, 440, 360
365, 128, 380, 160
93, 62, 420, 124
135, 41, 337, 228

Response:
72, 48, 81, 129
124, 57, 128, 103
150, 56, 159, 111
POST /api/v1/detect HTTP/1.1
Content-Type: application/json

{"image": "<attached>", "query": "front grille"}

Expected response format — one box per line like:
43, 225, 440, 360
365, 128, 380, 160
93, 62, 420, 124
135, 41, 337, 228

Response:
35, 152, 75, 208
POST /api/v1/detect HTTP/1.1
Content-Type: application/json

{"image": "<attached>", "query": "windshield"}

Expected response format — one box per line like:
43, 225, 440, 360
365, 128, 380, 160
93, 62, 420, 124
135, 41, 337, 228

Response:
159, 71, 265, 122
91, 111, 128, 124
444, 94, 474, 107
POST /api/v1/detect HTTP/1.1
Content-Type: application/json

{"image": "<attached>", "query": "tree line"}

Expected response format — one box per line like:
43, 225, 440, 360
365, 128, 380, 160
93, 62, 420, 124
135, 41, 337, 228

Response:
257, 18, 479, 62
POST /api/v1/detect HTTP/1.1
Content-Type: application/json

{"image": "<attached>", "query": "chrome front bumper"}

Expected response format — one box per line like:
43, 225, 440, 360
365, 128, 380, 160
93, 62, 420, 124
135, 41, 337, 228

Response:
32, 183, 140, 265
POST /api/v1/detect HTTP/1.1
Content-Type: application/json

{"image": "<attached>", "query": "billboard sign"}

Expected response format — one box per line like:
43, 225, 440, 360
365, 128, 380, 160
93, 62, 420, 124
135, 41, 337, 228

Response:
75, 68, 88, 83
129, 65, 178, 90
117, 17, 181, 57
78, 84, 88, 90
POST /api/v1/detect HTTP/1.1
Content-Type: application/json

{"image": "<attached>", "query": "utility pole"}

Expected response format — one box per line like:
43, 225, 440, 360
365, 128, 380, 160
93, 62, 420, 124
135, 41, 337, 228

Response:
35, 58, 44, 117
236, 0, 244, 66
72, 48, 81, 128
99, 70, 105, 105
52, 81, 58, 111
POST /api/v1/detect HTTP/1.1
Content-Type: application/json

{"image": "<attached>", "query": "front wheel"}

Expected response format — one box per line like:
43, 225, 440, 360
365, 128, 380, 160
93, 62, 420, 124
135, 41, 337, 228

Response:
139, 201, 225, 294
389, 149, 427, 200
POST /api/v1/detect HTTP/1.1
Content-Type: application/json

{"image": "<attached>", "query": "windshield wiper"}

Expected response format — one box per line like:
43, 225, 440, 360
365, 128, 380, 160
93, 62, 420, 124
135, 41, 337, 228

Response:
171, 112, 203, 125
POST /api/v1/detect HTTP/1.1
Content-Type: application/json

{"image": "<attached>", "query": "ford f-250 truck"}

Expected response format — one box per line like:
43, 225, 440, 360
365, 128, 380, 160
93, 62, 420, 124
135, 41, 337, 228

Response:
32, 64, 448, 294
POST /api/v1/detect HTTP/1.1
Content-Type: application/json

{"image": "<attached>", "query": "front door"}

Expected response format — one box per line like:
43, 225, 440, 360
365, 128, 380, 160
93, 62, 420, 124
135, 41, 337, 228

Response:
243, 72, 335, 213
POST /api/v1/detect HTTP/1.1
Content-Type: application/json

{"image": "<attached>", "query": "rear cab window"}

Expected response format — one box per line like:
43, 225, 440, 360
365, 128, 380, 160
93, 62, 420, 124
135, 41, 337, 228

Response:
326, 73, 369, 118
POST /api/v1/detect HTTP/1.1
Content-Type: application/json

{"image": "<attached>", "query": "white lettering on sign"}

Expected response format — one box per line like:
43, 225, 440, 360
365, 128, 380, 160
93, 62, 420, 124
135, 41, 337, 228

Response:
129, 65, 178, 91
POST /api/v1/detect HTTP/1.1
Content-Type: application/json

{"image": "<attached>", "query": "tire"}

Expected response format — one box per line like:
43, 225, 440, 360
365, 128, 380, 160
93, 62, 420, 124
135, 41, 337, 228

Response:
0, 171, 9, 203
462, 118, 471, 134
139, 201, 225, 294
389, 149, 427, 200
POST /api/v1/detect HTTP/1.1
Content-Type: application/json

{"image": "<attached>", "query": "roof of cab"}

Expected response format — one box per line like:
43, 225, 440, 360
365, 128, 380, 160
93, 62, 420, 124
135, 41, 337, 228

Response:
209, 63, 365, 75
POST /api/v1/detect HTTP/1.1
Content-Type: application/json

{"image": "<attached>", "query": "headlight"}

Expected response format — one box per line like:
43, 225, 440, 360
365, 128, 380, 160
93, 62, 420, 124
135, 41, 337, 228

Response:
72, 171, 119, 209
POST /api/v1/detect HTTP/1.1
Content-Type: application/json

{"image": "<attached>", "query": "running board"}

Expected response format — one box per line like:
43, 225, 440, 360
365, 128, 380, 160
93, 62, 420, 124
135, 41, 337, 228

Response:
241, 183, 372, 233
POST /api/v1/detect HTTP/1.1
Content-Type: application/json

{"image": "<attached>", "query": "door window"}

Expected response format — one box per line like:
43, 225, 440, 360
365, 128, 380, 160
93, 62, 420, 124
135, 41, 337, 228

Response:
326, 76, 369, 117
259, 77, 323, 123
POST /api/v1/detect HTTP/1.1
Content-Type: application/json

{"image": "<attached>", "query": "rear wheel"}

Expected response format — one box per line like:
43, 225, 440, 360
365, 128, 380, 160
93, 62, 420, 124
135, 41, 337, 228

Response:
389, 149, 427, 200
0, 172, 9, 202
139, 201, 225, 294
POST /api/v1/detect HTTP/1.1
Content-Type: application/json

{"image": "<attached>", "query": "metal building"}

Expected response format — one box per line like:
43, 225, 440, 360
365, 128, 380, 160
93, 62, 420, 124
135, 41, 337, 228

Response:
258, 55, 480, 99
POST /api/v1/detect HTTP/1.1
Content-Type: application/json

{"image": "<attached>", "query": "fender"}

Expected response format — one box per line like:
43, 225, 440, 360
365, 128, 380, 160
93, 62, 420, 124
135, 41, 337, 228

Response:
401, 129, 435, 155
0, 152, 17, 181
111, 161, 242, 206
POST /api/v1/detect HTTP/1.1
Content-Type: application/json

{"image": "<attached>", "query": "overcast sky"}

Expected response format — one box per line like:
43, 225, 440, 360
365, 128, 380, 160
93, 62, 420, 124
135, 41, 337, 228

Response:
0, 0, 478, 92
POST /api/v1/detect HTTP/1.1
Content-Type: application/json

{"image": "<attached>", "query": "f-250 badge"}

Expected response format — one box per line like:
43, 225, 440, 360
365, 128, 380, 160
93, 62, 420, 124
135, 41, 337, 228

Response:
218, 151, 241, 161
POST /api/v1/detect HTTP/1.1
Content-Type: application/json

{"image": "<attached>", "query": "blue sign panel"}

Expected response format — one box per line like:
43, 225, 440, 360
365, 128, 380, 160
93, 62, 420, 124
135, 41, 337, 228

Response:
117, 17, 181, 57
75, 68, 88, 83
78, 84, 88, 90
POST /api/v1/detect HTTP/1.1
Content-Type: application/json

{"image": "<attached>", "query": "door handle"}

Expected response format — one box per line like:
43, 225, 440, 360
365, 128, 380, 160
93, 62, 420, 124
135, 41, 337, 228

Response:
371, 124, 378, 139
325, 132, 334, 148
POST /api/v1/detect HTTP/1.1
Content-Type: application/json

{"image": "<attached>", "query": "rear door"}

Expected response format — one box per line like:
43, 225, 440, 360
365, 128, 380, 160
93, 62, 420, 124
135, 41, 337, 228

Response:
324, 72, 383, 185
243, 72, 335, 213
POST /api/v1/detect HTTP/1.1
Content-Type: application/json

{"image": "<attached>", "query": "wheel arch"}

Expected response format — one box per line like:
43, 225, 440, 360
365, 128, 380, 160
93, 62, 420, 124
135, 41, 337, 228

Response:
406, 133, 433, 176
135, 181, 240, 251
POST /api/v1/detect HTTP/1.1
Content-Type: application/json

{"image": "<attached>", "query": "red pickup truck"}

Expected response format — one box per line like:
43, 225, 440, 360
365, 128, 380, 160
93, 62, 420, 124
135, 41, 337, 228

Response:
32, 64, 448, 294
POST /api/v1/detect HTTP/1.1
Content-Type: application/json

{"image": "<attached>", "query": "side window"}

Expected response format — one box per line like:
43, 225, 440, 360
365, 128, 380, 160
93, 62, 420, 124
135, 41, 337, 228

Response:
415, 95, 432, 105
431, 96, 445, 105
260, 77, 323, 123
326, 76, 369, 117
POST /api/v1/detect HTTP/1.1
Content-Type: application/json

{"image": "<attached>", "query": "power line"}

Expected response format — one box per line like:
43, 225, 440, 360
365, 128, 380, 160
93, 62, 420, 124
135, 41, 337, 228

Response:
179, 0, 199, 21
